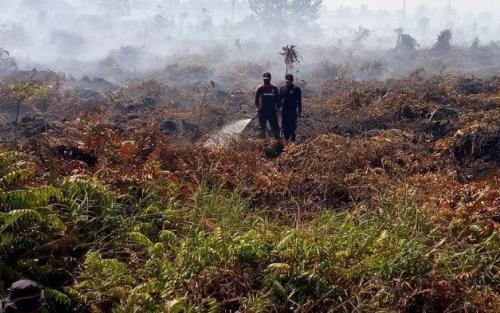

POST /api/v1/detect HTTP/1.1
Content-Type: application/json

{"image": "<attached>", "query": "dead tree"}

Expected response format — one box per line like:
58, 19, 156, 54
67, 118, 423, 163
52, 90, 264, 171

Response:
433, 29, 453, 51
395, 28, 418, 52
471, 36, 480, 49
352, 26, 371, 48
280, 45, 302, 74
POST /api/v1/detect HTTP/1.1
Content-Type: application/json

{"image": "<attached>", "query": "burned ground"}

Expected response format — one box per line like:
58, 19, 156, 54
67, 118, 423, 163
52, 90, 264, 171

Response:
0, 67, 498, 312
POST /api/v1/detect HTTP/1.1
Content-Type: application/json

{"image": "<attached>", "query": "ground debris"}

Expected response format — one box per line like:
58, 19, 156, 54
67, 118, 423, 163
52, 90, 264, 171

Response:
53, 145, 98, 167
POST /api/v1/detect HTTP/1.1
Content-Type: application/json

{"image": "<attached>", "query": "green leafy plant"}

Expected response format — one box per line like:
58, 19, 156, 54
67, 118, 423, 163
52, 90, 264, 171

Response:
9, 80, 49, 144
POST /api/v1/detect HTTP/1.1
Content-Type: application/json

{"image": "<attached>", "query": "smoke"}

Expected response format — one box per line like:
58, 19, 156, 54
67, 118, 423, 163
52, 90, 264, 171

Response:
0, 0, 499, 84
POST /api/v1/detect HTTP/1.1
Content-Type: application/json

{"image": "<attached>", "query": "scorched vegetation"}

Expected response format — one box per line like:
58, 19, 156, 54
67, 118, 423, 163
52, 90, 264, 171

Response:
0, 54, 499, 312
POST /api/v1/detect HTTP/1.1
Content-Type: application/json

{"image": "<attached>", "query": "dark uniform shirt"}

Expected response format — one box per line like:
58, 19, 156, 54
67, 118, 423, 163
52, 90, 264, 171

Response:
255, 84, 280, 113
279, 84, 302, 113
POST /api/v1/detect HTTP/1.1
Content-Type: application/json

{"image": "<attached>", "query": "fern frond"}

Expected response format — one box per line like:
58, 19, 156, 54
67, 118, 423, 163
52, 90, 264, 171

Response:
128, 232, 154, 249
0, 151, 36, 187
3, 186, 63, 210
0, 209, 42, 233
44, 288, 71, 307
159, 230, 178, 246
165, 298, 196, 313
0, 232, 13, 247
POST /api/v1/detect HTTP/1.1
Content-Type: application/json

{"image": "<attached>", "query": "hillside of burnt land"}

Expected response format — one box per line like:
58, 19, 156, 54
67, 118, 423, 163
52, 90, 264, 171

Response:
0, 69, 499, 312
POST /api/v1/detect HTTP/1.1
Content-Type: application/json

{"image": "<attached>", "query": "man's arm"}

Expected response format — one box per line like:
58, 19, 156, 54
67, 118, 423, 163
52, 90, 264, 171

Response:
255, 86, 262, 111
274, 86, 280, 109
278, 86, 284, 109
297, 87, 302, 114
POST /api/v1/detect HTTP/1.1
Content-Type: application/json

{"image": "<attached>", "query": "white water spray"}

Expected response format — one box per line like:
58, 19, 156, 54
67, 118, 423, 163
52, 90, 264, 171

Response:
204, 118, 253, 148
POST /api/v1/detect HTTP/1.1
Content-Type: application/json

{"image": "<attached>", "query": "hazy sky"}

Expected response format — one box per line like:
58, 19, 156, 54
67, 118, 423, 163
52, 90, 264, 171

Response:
1, 0, 499, 79
324, 0, 500, 13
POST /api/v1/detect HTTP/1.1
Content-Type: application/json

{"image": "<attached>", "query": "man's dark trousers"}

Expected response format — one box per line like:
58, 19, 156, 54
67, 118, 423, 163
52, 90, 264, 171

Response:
259, 109, 280, 139
282, 110, 298, 141
279, 83, 302, 142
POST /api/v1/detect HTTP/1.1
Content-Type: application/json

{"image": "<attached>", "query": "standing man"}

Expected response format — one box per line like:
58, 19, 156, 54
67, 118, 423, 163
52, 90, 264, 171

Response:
255, 72, 280, 139
280, 74, 302, 142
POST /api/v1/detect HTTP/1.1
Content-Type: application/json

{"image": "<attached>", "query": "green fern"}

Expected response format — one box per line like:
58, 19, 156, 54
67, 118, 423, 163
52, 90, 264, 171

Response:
159, 230, 179, 246
44, 288, 71, 308
0, 232, 13, 247
0, 151, 36, 188
128, 231, 154, 249
3, 186, 63, 211
165, 298, 198, 313
112, 282, 160, 313
244, 292, 274, 313
206, 298, 221, 313
0, 209, 42, 233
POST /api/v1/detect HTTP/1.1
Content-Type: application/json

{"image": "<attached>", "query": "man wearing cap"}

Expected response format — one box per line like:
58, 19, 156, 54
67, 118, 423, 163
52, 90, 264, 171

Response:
2, 280, 46, 313
255, 72, 280, 139
279, 74, 302, 142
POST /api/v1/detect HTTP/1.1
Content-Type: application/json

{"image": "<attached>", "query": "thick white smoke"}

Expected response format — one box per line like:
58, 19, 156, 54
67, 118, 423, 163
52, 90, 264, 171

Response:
0, 0, 498, 82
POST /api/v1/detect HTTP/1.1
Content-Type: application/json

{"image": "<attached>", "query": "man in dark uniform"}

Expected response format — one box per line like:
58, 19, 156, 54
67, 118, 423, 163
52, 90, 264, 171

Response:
279, 74, 302, 142
255, 72, 280, 139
